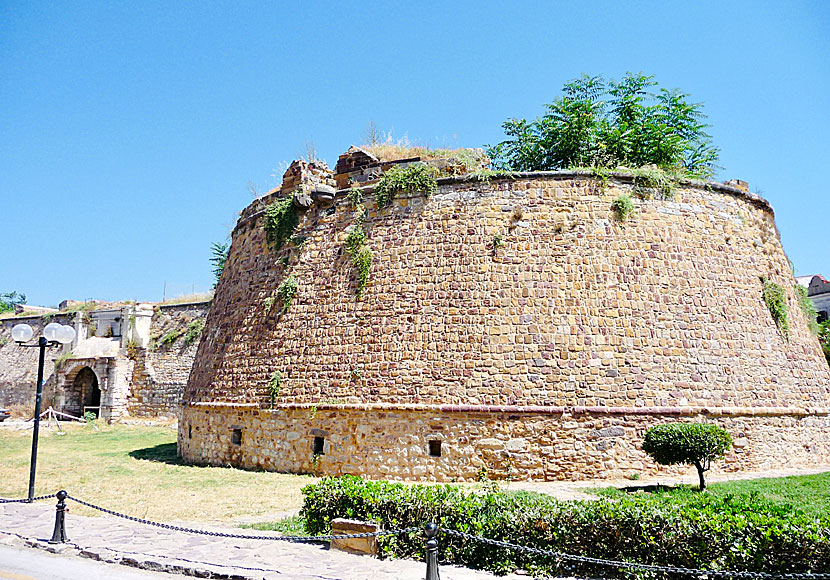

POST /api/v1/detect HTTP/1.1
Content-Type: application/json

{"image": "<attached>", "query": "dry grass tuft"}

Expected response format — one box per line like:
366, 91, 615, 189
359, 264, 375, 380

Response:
360, 135, 489, 174
160, 291, 214, 306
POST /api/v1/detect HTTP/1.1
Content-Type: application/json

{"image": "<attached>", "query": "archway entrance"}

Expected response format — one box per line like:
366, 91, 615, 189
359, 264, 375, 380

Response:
74, 367, 100, 417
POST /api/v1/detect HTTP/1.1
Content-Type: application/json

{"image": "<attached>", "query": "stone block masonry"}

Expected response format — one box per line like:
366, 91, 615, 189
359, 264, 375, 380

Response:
181, 170, 830, 481
179, 403, 830, 481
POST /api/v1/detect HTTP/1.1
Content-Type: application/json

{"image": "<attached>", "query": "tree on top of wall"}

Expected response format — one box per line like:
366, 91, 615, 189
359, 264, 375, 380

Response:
487, 72, 720, 178
0, 291, 26, 314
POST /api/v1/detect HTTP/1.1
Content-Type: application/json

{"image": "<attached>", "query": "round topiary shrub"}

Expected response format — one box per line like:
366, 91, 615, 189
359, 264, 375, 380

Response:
642, 422, 732, 490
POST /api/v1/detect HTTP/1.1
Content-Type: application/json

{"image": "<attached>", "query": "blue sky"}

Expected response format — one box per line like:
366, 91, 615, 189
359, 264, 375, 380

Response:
2, 1, 828, 306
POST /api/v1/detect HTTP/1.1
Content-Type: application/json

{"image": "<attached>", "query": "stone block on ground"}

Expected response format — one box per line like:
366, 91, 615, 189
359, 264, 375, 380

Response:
330, 518, 380, 556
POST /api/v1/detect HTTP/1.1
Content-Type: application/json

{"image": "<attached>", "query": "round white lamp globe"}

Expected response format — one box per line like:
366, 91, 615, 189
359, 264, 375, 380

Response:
57, 325, 76, 345
11, 323, 34, 343
43, 322, 63, 342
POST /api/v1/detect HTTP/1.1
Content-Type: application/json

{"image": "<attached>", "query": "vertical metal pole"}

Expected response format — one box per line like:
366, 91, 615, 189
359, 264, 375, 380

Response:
424, 522, 440, 580
28, 337, 47, 502
49, 490, 68, 544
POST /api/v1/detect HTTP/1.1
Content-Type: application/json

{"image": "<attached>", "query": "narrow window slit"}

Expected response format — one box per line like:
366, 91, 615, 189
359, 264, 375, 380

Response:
429, 440, 442, 457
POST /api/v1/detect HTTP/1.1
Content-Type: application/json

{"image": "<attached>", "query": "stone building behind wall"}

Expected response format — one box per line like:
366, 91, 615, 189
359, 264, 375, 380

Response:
0, 300, 209, 421
179, 147, 830, 482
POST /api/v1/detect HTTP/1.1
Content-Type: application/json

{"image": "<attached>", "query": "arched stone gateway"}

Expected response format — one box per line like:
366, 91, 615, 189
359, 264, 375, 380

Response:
179, 168, 830, 481
74, 367, 101, 416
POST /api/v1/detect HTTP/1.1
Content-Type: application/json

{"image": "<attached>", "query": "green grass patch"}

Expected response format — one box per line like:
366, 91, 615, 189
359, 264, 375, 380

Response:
596, 471, 830, 519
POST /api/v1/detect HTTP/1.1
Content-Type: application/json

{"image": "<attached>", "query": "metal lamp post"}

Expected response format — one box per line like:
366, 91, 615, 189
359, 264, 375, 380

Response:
12, 322, 76, 502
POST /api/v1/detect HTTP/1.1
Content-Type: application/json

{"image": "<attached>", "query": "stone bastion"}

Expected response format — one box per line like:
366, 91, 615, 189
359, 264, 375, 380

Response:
179, 156, 830, 481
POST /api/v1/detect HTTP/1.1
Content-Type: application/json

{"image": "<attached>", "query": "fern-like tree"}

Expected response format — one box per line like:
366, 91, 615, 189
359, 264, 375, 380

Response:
210, 242, 230, 288
642, 423, 732, 490
487, 73, 719, 178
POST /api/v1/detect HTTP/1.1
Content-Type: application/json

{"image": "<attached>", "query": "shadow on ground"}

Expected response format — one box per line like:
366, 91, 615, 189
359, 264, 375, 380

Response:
129, 442, 183, 465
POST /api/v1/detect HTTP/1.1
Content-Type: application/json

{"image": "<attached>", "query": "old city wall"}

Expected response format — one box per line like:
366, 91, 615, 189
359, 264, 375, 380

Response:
126, 301, 209, 418
179, 403, 830, 481
0, 314, 74, 409
179, 172, 830, 479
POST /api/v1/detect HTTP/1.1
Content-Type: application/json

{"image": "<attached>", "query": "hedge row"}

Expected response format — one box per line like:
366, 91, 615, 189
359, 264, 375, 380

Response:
301, 476, 830, 578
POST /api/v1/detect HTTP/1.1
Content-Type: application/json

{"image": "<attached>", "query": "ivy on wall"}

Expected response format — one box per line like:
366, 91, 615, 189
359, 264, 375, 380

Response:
265, 196, 299, 250
762, 278, 789, 339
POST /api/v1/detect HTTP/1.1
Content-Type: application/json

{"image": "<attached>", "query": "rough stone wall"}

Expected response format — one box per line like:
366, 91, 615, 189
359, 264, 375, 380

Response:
179, 404, 830, 481
126, 302, 209, 418
0, 314, 74, 409
187, 174, 830, 410
181, 171, 830, 480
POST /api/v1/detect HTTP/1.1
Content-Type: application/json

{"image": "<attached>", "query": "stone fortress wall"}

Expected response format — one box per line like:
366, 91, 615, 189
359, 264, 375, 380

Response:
0, 301, 209, 421
177, 153, 829, 480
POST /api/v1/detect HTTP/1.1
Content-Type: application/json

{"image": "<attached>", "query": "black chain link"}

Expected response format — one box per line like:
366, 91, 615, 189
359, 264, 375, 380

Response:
66, 495, 419, 542
0, 495, 55, 504
440, 528, 830, 579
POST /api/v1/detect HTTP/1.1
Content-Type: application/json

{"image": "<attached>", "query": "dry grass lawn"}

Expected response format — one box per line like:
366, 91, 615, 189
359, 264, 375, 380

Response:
0, 422, 317, 523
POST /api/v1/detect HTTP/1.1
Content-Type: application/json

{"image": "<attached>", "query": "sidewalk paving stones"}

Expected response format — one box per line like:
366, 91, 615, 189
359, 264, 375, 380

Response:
0, 500, 527, 580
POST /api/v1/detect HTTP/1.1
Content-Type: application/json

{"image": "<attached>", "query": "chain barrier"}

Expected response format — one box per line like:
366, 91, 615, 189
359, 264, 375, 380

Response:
65, 495, 420, 543
13, 492, 828, 580
0, 495, 54, 504
440, 528, 830, 580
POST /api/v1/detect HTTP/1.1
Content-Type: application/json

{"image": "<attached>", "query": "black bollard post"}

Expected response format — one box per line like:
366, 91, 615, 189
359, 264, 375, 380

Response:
424, 522, 440, 580
48, 490, 68, 544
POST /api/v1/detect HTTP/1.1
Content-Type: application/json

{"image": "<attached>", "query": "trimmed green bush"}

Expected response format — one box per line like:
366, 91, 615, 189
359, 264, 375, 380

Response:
301, 476, 830, 577
642, 423, 732, 490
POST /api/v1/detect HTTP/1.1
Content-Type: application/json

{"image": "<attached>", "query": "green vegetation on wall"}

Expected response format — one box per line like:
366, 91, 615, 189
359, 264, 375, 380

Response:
268, 370, 282, 408
762, 278, 789, 339
183, 319, 204, 346
487, 72, 719, 178
345, 186, 373, 297
265, 196, 299, 250
610, 194, 635, 222
374, 163, 438, 208
819, 321, 830, 367
796, 284, 819, 334
276, 275, 298, 313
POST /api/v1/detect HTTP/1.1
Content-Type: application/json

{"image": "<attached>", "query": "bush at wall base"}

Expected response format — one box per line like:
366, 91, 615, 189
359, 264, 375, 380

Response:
301, 476, 830, 578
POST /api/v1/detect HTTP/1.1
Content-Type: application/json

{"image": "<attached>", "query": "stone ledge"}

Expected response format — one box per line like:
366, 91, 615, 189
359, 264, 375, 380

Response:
233, 170, 774, 231
186, 401, 830, 417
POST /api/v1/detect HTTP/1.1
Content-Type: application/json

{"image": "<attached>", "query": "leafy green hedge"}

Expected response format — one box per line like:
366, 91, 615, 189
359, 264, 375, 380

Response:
301, 476, 830, 577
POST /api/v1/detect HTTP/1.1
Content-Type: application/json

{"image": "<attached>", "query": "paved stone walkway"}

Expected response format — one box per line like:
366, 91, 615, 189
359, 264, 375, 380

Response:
0, 500, 526, 580
3, 465, 829, 579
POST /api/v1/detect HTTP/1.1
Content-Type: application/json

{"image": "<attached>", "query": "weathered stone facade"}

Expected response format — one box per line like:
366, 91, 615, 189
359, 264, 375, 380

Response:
179, 403, 830, 481
127, 302, 208, 419
180, 168, 829, 480
0, 301, 209, 421
0, 314, 74, 409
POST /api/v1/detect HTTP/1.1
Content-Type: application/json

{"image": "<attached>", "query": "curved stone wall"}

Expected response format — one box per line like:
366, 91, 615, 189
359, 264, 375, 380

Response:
180, 172, 830, 480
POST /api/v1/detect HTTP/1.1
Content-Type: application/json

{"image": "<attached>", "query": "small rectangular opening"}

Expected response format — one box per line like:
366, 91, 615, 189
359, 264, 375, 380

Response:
188, 425, 192, 439
313, 436, 325, 455
231, 428, 242, 446
428, 439, 442, 457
